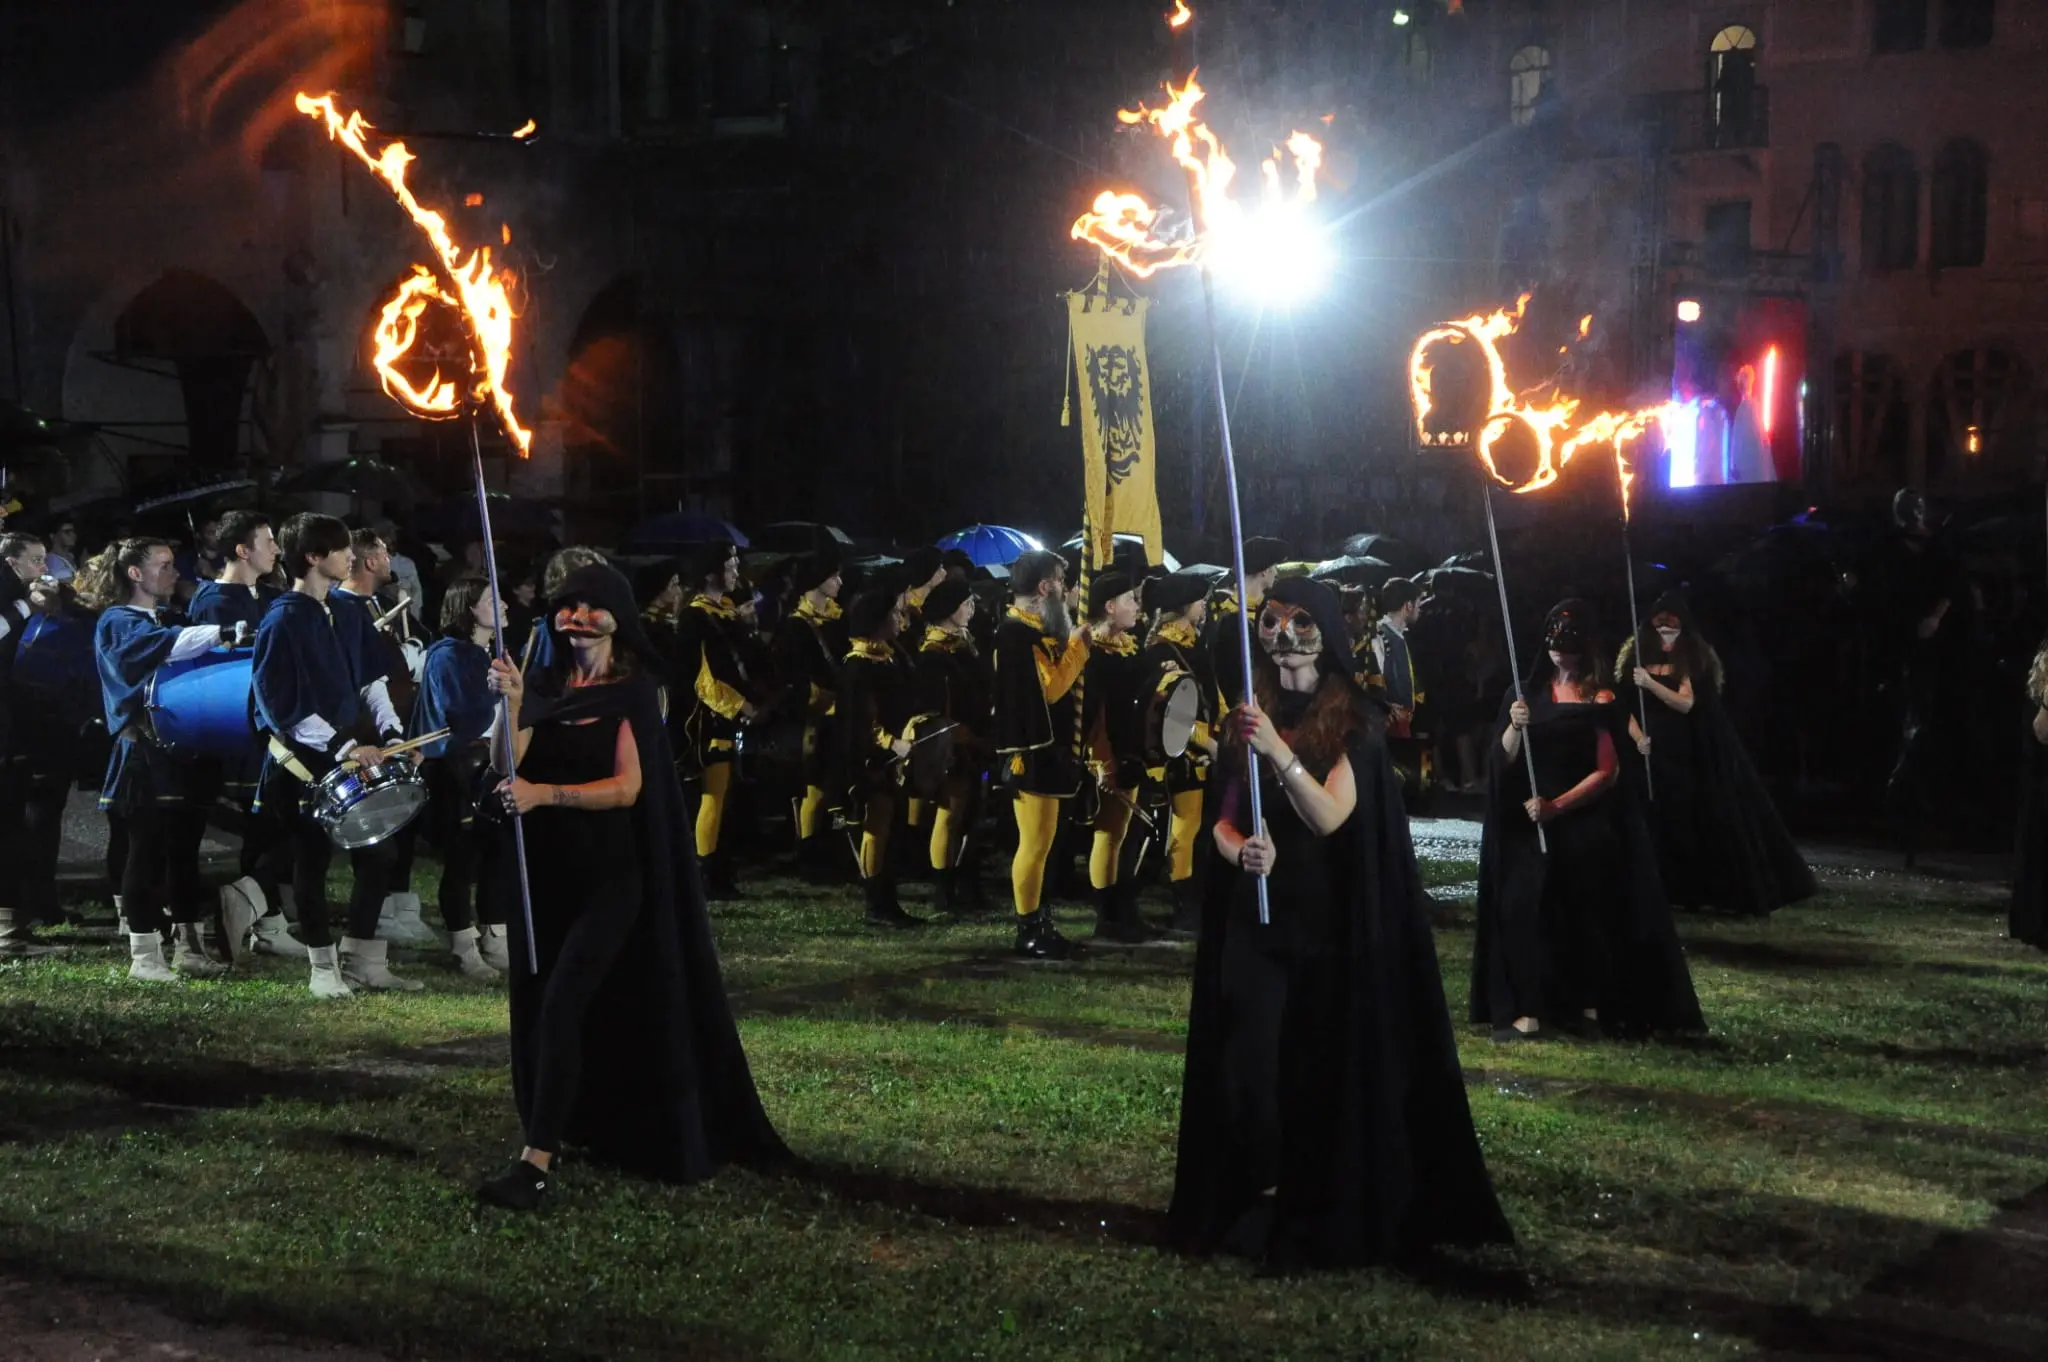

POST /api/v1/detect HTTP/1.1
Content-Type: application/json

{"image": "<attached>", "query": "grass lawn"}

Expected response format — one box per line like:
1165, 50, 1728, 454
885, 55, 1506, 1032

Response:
1, 851, 2045, 1361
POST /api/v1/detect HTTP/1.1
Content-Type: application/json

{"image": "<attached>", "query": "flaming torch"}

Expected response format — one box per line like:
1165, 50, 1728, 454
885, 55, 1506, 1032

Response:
1410, 300, 1677, 847
295, 92, 539, 969
1070, 4, 1328, 924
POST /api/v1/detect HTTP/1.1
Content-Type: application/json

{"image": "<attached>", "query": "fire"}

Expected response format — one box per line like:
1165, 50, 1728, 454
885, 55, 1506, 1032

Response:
1071, 7, 1323, 283
512, 119, 537, 139
1169, 1, 1192, 27
294, 93, 532, 456
1410, 296, 1676, 512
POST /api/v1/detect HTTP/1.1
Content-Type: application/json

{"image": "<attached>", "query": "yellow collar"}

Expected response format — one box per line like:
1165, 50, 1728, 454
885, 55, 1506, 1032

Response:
922, 625, 974, 653
690, 593, 737, 620
1007, 604, 1045, 630
1155, 618, 1198, 649
795, 595, 841, 624
847, 637, 894, 662
1093, 630, 1138, 656
906, 584, 931, 610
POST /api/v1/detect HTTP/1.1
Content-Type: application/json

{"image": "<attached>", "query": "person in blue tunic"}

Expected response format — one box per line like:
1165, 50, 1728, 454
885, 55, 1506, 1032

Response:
252, 513, 417, 999
185, 509, 304, 960
410, 573, 511, 979
77, 538, 232, 983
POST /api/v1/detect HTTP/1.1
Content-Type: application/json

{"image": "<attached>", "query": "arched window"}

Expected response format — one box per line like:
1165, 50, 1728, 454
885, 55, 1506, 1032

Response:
1708, 26, 1759, 144
1928, 346, 2027, 475
1509, 45, 1551, 127
1832, 351, 1910, 483
1861, 144, 1919, 272
1930, 138, 1988, 268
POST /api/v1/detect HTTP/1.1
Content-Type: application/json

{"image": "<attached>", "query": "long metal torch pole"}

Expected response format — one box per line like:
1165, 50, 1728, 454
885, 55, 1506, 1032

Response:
1198, 268, 1271, 923
1620, 508, 1654, 801
1482, 482, 1546, 854
469, 416, 539, 971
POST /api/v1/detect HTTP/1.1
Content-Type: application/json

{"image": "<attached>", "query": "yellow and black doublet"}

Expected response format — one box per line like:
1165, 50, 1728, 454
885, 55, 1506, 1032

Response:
678, 592, 758, 774
772, 594, 845, 792
992, 605, 1089, 798
1141, 618, 1220, 796
831, 636, 915, 810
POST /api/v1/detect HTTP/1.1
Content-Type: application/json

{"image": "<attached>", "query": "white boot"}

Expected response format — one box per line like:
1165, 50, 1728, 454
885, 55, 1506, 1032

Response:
306, 944, 354, 999
378, 893, 439, 947
128, 932, 179, 983
478, 923, 511, 972
340, 936, 425, 992
217, 878, 267, 962
250, 912, 310, 959
171, 923, 228, 979
449, 927, 502, 981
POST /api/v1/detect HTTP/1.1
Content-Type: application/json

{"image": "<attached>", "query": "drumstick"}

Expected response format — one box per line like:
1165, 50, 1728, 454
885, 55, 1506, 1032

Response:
375, 728, 451, 759
371, 594, 414, 633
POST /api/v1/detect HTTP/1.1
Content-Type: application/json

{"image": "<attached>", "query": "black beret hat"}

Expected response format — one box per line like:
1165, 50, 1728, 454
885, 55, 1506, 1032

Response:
791, 549, 843, 595
1148, 571, 1210, 614
904, 547, 943, 584
1242, 537, 1289, 576
845, 588, 900, 639
921, 578, 974, 624
1089, 569, 1135, 612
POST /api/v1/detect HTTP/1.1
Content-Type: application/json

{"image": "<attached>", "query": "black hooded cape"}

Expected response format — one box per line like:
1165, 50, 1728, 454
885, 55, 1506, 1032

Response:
1617, 606, 1816, 917
501, 564, 788, 1180
1171, 683, 1513, 1266
2012, 711, 2048, 949
1470, 682, 1705, 1036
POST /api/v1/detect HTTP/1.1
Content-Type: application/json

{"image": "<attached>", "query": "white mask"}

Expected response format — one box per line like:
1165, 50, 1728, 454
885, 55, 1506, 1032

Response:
1655, 627, 1681, 650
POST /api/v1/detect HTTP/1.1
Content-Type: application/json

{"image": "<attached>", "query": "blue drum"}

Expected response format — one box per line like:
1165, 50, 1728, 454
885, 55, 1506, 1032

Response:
148, 651, 259, 757
13, 613, 96, 690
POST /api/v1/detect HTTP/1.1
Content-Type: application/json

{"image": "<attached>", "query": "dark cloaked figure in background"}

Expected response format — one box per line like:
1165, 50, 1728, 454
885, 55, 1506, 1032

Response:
914, 576, 993, 915
477, 564, 787, 1211
2010, 641, 2048, 949
1618, 592, 1816, 917
1471, 600, 1703, 1042
1172, 576, 1513, 1268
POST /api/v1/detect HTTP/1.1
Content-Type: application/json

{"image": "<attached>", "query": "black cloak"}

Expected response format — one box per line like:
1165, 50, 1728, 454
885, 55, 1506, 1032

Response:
2012, 699, 2048, 949
1617, 594, 1817, 917
505, 564, 788, 1180
1172, 607, 1513, 1266
1470, 672, 1705, 1037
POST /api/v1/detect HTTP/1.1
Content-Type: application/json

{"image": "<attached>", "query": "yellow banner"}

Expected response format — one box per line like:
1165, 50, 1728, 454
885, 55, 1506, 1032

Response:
1068, 292, 1163, 571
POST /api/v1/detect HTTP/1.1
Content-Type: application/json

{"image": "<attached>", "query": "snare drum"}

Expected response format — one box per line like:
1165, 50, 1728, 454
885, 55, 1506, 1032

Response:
14, 613, 96, 690
149, 651, 259, 758
1143, 670, 1200, 765
312, 759, 428, 849
898, 712, 958, 800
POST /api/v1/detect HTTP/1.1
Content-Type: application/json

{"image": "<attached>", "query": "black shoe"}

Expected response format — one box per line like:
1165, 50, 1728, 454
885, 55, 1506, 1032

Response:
931, 868, 959, 916
1014, 909, 1080, 960
1166, 879, 1202, 938
1114, 882, 1165, 942
1092, 885, 1153, 944
476, 1158, 549, 1211
863, 879, 924, 929
702, 853, 744, 902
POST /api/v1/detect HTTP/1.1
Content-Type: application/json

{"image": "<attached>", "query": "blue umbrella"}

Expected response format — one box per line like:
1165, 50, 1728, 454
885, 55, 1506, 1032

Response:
936, 523, 1042, 568
622, 511, 750, 552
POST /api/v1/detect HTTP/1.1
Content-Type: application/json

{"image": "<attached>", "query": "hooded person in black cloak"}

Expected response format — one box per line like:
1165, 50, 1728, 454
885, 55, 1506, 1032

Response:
1617, 591, 1816, 917
1471, 600, 1704, 1043
1171, 576, 1513, 1269
2009, 641, 2048, 949
475, 564, 788, 1211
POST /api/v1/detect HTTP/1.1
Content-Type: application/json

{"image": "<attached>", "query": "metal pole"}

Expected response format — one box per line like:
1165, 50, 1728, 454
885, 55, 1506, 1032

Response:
469, 415, 540, 971
1482, 483, 1546, 854
1198, 267, 1271, 922
1620, 504, 1654, 800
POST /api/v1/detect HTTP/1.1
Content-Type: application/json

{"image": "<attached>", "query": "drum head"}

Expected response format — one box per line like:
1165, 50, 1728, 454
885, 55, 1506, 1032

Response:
1161, 676, 1200, 759
327, 784, 428, 849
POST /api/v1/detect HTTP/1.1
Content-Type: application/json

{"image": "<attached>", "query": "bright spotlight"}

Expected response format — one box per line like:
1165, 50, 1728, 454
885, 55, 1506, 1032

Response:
1392, 8, 1411, 24
1206, 206, 1335, 307
1675, 298, 1702, 323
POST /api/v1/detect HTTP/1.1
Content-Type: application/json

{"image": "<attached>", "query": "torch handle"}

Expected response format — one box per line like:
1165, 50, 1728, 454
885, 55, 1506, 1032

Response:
1621, 516, 1654, 801
1200, 266, 1271, 923
1483, 484, 1546, 855
470, 417, 540, 973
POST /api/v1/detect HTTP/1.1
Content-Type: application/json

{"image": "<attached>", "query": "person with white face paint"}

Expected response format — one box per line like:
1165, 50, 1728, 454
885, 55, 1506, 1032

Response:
1618, 591, 1815, 918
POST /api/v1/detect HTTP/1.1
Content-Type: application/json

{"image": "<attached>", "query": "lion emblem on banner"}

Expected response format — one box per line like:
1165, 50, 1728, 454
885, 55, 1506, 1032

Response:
1085, 343, 1147, 484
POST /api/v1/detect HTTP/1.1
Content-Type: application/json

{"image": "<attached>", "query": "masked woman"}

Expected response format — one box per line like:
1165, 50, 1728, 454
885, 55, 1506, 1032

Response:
475, 564, 787, 1211
1172, 576, 1512, 1268
1618, 591, 1815, 917
2011, 641, 2048, 949
1471, 600, 1703, 1043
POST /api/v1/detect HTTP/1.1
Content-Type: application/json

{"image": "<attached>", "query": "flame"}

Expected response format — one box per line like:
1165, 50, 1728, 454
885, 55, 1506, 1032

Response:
295, 92, 531, 456
1168, 1, 1193, 27
512, 119, 537, 139
1410, 296, 1676, 514
1577, 314, 1592, 339
1071, 13, 1323, 281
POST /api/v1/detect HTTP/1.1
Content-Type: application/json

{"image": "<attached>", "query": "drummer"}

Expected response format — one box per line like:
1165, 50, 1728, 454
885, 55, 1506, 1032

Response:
1082, 569, 1156, 943
252, 513, 417, 999
338, 528, 434, 948
771, 549, 845, 878
677, 541, 761, 902
914, 577, 991, 915
1140, 571, 1222, 935
410, 574, 511, 980
831, 586, 923, 928
77, 538, 232, 983
186, 510, 304, 961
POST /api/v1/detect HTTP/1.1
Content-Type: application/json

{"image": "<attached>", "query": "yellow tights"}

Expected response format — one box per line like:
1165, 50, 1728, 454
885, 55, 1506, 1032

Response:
1010, 792, 1063, 915
694, 762, 732, 858
1166, 788, 1204, 885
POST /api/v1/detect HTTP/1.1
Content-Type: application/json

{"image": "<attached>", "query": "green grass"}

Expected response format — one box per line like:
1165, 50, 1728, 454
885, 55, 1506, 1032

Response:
1, 855, 2045, 1361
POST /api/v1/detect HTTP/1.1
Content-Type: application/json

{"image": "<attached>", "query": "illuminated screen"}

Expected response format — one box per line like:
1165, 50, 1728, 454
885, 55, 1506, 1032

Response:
1667, 296, 1806, 487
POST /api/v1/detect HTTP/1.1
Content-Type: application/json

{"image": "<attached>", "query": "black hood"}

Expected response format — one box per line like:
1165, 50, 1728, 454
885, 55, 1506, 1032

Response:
1264, 574, 1355, 677
548, 563, 660, 675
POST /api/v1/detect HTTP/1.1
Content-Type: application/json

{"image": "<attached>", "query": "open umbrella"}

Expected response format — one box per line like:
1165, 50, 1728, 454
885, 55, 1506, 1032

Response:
280, 458, 428, 505
133, 477, 259, 515
1059, 531, 1181, 575
754, 521, 855, 555
622, 511, 750, 552
1342, 532, 1427, 572
1311, 554, 1398, 588
938, 524, 1042, 568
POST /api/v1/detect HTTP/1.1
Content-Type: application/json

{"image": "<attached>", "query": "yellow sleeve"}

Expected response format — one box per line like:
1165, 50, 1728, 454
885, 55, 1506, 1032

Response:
1037, 636, 1089, 702
695, 656, 749, 719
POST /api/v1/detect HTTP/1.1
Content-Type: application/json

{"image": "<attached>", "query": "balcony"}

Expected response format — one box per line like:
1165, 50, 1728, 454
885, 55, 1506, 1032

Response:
1568, 86, 1771, 159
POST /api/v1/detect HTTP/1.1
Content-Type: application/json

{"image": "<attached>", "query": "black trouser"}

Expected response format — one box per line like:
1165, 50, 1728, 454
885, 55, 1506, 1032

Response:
263, 767, 394, 949
239, 798, 295, 910
509, 880, 642, 1154
105, 811, 129, 897
119, 805, 211, 935
424, 752, 495, 933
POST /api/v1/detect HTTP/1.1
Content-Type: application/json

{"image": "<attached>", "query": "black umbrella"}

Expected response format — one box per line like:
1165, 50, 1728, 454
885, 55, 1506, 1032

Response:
134, 478, 257, 515
754, 521, 856, 555
1310, 554, 1398, 588
279, 458, 429, 505
1342, 532, 1426, 571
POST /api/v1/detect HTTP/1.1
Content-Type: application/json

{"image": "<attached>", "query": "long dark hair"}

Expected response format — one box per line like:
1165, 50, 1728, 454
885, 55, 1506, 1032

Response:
1222, 649, 1368, 781
1616, 595, 1724, 693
